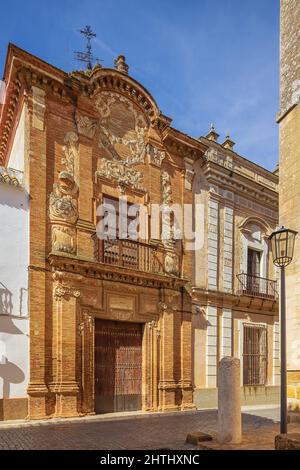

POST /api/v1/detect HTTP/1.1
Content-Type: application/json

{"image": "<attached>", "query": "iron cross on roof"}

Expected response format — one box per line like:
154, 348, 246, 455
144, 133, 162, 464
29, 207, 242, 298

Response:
74, 25, 102, 70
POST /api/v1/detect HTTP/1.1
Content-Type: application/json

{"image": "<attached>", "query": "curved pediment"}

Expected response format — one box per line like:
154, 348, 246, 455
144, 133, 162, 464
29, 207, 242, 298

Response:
73, 66, 164, 125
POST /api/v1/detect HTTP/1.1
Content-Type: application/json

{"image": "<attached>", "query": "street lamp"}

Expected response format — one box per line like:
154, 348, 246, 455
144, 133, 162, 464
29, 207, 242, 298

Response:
269, 226, 298, 434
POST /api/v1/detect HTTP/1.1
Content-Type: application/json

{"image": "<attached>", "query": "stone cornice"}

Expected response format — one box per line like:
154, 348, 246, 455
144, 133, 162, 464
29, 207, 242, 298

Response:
200, 136, 278, 189
47, 252, 188, 290
191, 287, 278, 314
203, 161, 278, 209
163, 127, 208, 163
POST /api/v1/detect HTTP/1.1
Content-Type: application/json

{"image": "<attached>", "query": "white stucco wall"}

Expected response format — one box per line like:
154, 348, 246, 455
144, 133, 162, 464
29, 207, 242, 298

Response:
0, 182, 29, 399
7, 105, 25, 173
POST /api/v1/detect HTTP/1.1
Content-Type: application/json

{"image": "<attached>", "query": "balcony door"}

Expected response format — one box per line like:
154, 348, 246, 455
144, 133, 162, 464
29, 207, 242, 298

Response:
247, 248, 261, 294
101, 196, 139, 269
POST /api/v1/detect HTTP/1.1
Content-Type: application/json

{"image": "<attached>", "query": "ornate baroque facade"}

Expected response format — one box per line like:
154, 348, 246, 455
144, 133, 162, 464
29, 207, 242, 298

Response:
0, 44, 279, 420
0, 45, 208, 419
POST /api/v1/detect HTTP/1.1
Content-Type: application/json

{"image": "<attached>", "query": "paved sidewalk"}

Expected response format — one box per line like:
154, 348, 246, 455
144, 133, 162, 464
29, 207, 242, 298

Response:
0, 406, 296, 450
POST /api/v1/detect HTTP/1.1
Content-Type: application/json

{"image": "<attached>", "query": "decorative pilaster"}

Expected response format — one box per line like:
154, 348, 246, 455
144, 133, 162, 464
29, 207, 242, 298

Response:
143, 320, 160, 411
80, 312, 95, 414
158, 290, 180, 411
206, 306, 218, 387
223, 206, 233, 293
221, 308, 232, 358
208, 199, 219, 290
51, 271, 81, 417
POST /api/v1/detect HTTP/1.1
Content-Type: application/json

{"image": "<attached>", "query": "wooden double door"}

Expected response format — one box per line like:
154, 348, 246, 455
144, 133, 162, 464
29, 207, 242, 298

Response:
94, 319, 143, 413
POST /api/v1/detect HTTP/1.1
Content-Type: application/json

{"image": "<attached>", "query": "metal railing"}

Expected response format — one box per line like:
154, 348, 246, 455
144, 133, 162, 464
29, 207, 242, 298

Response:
236, 273, 277, 299
95, 238, 165, 274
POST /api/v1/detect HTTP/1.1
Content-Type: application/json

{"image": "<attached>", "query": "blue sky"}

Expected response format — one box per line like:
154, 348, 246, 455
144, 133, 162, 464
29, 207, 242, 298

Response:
0, 0, 279, 171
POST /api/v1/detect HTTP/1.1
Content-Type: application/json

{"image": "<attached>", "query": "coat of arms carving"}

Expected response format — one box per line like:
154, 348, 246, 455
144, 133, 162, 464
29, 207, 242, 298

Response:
95, 92, 148, 191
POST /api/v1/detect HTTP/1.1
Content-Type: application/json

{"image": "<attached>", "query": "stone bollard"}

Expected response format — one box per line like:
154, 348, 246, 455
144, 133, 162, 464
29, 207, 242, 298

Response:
217, 356, 241, 444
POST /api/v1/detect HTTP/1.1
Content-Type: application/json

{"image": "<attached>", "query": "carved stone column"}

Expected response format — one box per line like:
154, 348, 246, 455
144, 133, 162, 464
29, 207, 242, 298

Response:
51, 272, 81, 417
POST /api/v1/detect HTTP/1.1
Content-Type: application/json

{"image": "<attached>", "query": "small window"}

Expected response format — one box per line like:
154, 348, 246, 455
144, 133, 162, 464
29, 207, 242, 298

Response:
243, 324, 267, 386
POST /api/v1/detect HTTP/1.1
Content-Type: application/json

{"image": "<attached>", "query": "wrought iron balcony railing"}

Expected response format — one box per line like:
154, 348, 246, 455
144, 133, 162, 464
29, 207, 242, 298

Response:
95, 238, 165, 275
236, 273, 277, 300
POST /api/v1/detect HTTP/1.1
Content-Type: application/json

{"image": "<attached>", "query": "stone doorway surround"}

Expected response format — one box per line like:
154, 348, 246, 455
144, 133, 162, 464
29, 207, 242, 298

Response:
27, 254, 193, 419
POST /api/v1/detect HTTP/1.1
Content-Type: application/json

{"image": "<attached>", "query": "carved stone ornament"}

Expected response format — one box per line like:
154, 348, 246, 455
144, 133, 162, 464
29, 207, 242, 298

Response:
49, 175, 78, 224
147, 144, 165, 167
164, 251, 180, 276
96, 159, 145, 193
53, 271, 80, 301
161, 171, 172, 204
205, 147, 233, 170
52, 225, 76, 254
75, 111, 97, 139
95, 92, 149, 191
62, 132, 79, 176
54, 285, 81, 300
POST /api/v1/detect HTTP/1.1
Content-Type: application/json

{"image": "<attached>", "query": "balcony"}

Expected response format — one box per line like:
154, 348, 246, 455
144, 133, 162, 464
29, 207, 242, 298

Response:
95, 238, 166, 275
236, 273, 277, 300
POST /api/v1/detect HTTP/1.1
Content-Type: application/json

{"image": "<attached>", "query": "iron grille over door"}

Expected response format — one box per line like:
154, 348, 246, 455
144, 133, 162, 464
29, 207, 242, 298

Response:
243, 324, 267, 386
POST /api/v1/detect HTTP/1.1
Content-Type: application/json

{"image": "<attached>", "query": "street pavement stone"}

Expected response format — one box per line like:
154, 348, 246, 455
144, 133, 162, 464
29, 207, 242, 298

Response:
0, 407, 297, 450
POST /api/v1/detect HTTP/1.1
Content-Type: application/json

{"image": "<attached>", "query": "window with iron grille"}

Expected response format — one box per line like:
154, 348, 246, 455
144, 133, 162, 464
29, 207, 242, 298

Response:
243, 324, 267, 386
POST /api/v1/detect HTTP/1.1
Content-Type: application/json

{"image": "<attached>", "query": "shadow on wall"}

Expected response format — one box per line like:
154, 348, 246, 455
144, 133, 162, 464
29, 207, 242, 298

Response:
0, 315, 26, 405
0, 283, 13, 315
0, 357, 25, 398
0, 283, 28, 317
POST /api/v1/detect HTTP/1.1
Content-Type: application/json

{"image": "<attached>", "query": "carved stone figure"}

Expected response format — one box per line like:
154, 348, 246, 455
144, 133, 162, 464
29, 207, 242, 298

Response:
62, 132, 79, 176
75, 112, 97, 139
164, 251, 180, 276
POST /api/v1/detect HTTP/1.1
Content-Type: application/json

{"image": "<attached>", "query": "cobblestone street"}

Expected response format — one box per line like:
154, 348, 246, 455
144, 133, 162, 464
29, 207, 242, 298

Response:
0, 406, 297, 450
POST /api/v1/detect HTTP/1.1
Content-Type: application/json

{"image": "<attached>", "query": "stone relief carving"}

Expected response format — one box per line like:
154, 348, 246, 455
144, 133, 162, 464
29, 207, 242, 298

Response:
96, 159, 145, 193
75, 112, 97, 139
205, 147, 233, 170
54, 285, 80, 300
164, 251, 180, 276
147, 144, 165, 167
53, 271, 80, 301
62, 132, 78, 176
161, 171, 172, 204
49, 172, 78, 224
50, 131, 79, 255
95, 92, 149, 191
52, 225, 76, 254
